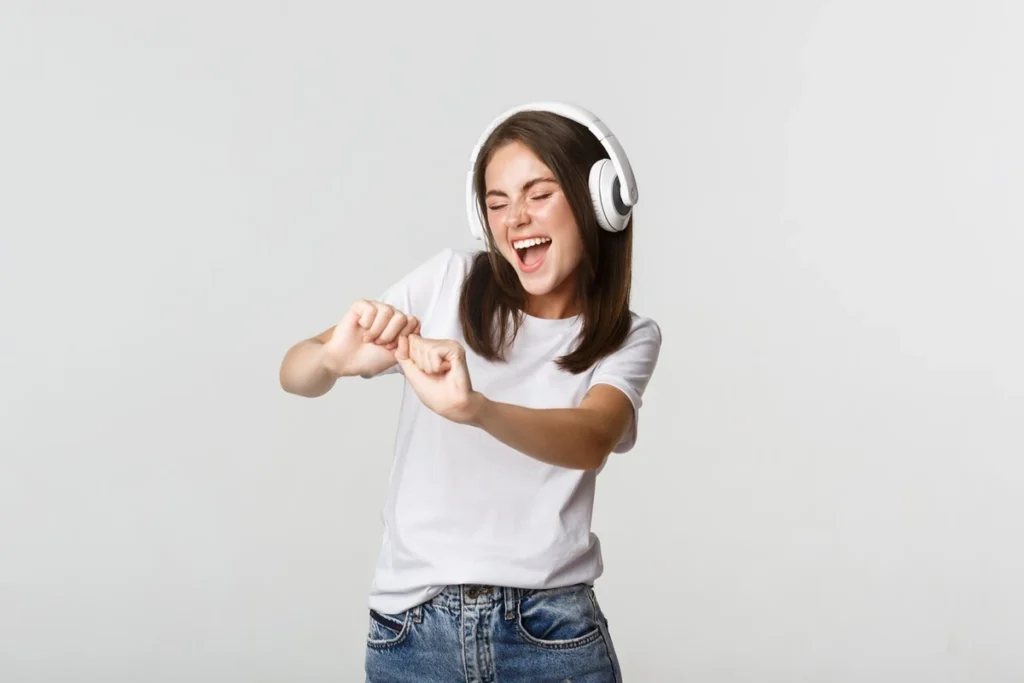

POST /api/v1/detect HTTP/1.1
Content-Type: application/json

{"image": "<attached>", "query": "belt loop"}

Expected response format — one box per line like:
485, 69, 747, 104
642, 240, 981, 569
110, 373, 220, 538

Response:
502, 587, 520, 621
412, 603, 423, 623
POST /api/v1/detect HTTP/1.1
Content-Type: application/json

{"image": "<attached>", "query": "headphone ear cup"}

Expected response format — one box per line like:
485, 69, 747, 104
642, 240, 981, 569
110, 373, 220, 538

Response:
470, 206, 485, 240
588, 159, 631, 232
467, 170, 486, 239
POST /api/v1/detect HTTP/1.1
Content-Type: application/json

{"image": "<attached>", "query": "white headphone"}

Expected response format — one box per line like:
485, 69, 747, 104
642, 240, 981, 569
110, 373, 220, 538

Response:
465, 101, 638, 240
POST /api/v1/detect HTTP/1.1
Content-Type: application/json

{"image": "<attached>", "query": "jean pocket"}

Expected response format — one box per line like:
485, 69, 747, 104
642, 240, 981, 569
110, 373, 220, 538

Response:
515, 585, 604, 650
367, 608, 409, 649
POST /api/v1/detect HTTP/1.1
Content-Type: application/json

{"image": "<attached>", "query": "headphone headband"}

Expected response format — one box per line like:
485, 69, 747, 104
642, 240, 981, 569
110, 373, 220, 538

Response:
466, 101, 638, 240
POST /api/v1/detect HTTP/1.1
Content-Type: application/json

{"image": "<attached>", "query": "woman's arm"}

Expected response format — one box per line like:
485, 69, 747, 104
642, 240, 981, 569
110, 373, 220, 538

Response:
279, 300, 419, 397
279, 331, 339, 397
466, 385, 634, 470
391, 335, 630, 471
394, 335, 634, 470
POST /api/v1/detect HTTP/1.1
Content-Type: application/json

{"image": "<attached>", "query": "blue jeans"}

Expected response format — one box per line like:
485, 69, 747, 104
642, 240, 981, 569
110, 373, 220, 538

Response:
365, 583, 622, 682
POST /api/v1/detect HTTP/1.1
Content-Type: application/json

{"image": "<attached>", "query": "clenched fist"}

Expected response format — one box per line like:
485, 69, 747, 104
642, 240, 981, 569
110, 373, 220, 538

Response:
321, 299, 419, 378
395, 334, 480, 424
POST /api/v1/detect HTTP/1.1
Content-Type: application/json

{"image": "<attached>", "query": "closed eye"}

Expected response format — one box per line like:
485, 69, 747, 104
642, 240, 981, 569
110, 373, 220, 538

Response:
488, 192, 552, 211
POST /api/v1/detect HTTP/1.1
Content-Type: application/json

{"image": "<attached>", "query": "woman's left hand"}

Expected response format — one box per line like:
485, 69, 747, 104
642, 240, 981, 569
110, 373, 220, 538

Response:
395, 334, 480, 424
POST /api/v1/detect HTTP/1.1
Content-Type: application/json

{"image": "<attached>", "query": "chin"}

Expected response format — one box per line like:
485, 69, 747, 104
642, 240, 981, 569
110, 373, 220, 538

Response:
519, 276, 559, 296
503, 251, 556, 292
517, 262, 575, 300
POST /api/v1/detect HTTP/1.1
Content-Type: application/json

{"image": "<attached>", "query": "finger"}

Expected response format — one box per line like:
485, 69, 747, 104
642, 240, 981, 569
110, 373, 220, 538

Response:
411, 335, 441, 374
395, 336, 423, 379
363, 304, 395, 343
336, 308, 361, 333
401, 316, 420, 338
428, 346, 448, 374
350, 299, 377, 329
429, 341, 455, 374
395, 333, 411, 361
409, 334, 429, 370
384, 315, 416, 352
436, 340, 462, 371
374, 310, 408, 345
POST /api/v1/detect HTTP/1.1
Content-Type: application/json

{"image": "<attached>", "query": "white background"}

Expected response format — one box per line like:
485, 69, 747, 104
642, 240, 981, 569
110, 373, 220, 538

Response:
2, 1, 1022, 681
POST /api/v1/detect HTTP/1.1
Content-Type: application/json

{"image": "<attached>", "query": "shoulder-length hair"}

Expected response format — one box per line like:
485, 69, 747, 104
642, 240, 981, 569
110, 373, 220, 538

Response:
458, 110, 634, 374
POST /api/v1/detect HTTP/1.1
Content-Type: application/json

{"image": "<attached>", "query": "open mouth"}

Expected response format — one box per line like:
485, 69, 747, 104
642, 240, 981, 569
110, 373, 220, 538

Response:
513, 236, 552, 273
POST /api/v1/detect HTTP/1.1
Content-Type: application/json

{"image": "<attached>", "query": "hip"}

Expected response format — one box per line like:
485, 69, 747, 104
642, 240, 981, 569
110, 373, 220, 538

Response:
364, 583, 622, 683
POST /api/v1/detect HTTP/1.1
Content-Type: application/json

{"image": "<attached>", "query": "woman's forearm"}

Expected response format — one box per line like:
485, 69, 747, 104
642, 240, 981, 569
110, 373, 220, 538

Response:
466, 393, 617, 470
279, 340, 337, 397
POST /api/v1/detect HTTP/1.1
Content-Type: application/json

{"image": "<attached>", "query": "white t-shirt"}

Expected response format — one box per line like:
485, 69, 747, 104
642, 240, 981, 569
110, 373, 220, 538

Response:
364, 247, 662, 614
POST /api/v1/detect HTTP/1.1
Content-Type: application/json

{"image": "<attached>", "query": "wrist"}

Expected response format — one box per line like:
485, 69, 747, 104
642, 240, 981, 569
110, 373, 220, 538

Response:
464, 391, 491, 427
315, 342, 348, 378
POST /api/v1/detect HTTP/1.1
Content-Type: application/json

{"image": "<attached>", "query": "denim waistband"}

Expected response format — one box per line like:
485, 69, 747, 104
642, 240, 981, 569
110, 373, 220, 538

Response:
427, 584, 527, 614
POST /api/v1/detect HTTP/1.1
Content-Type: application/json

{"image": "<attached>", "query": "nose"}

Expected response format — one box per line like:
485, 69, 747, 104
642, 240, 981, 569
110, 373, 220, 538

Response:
504, 197, 529, 229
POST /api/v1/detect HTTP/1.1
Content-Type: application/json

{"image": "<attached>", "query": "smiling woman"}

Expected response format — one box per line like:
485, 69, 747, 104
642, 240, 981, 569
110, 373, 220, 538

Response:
279, 102, 662, 683
484, 145, 580, 297
485, 174, 558, 271
460, 109, 642, 375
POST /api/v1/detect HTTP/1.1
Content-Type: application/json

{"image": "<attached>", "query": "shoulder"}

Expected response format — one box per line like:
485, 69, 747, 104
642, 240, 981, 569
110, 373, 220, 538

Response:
592, 310, 662, 372
394, 247, 488, 312
625, 311, 662, 344
427, 247, 483, 291
376, 248, 481, 320
417, 246, 481, 274
446, 247, 482, 276
393, 247, 479, 287
616, 311, 663, 354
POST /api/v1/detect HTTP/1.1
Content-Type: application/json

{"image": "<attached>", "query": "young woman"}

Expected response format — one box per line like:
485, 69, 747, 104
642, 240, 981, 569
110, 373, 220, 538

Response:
280, 102, 662, 682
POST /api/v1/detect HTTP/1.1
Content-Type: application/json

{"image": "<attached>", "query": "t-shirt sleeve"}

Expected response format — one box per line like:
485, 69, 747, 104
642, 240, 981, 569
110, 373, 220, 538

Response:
366, 247, 455, 377
587, 315, 663, 453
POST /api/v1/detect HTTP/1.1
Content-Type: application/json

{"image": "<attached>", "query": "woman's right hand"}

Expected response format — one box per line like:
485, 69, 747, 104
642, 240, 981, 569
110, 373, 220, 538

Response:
320, 299, 420, 378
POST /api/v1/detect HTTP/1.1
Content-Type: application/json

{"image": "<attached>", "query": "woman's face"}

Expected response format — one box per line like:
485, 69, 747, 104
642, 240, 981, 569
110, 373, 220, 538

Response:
484, 141, 584, 317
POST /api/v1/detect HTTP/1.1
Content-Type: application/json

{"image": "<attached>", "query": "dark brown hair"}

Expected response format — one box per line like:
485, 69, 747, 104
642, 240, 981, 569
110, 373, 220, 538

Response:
458, 110, 634, 374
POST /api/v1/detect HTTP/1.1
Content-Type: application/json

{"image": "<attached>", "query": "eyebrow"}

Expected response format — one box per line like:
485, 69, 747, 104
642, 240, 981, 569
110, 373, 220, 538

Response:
485, 176, 558, 198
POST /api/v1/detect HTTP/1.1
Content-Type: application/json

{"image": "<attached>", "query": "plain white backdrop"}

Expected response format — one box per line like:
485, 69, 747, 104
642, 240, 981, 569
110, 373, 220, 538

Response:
2, 1, 1022, 681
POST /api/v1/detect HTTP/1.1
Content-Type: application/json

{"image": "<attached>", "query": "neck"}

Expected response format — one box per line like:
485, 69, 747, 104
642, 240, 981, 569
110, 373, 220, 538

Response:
523, 277, 580, 320
524, 298, 578, 319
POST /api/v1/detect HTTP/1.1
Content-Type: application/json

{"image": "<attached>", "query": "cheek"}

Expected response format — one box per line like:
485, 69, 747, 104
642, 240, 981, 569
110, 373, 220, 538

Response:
546, 206, 583, 262
558, 239, 584, 271
487, 219, 507, 244
488, 224, 517, 262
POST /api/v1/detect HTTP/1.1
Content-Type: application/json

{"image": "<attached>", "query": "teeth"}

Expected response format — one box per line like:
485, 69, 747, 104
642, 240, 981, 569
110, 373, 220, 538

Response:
512, 237, 552, 250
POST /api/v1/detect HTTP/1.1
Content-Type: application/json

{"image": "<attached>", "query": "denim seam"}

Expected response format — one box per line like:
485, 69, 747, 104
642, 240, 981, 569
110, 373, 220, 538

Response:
366, 609, 411, 651
514, 591, 603, 651
588, 589, 620, 683
460, 598, 469, 683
